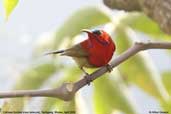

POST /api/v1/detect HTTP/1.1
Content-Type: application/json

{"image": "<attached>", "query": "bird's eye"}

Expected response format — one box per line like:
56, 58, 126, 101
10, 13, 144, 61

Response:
92, 30, 102, 35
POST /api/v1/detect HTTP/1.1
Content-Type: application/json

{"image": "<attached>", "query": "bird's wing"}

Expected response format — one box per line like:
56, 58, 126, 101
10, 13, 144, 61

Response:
61, 44, 89, 57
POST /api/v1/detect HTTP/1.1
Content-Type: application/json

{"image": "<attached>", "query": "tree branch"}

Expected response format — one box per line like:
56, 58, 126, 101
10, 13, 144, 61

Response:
103, 0, 171, 34
0, 41, 171, 101
103, 0, 141, 11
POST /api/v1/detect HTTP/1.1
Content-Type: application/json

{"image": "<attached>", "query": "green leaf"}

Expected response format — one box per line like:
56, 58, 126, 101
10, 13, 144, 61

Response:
120, 13, 171, 40
3, 0, 19, 20
162, 72, 171, 95
159, 73, 171, 114
160, 98, 171, 113
93, 73, 138, 114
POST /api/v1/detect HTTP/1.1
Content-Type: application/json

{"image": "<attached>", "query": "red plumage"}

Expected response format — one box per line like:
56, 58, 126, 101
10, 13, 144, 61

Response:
45, 29, 116, 76
81, 30, 115, 67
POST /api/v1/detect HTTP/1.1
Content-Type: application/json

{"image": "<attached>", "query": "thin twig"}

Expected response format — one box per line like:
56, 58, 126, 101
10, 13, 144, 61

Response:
0, 41, 171, 101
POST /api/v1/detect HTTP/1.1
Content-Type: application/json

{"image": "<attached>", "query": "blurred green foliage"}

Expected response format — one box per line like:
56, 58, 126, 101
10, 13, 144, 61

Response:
162, 72, 171, 95
15, 63, 57, 90
52, 7, 111, 49
1, 3, 171, 114
115, 27, 168, 101
94, 74, 137, 114
120, 13, 171, 40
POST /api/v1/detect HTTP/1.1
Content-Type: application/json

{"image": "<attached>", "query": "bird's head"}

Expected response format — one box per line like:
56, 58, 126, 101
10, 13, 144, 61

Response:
81, 29, 113, 46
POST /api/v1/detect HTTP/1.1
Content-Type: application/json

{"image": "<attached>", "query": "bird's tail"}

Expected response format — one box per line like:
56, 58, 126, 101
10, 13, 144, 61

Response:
44, 50, 65, 55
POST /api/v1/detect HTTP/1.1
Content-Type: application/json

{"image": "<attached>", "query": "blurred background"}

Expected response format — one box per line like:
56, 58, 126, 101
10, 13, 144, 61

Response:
0, 0, 171, 114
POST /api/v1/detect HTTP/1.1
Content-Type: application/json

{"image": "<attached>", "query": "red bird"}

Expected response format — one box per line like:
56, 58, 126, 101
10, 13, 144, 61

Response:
45, 29, 116, 84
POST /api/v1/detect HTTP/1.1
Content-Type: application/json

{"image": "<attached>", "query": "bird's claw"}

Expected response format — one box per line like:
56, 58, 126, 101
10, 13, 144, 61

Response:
84, 73, 92, 86
106, 64, 113, 72
80, 67, 92, 85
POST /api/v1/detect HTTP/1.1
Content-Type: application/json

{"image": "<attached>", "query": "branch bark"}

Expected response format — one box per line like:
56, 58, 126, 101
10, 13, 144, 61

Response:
0, 41, 171, 101
103, 0, 171, 34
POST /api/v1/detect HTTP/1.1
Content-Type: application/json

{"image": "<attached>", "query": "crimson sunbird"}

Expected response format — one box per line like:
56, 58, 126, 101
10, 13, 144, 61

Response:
45, 29, 116, 84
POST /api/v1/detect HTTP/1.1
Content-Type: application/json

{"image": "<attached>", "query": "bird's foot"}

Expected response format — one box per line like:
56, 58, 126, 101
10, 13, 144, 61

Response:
106, 64, 113, 72
84, 73, 92, 86
80, 67, 92, 85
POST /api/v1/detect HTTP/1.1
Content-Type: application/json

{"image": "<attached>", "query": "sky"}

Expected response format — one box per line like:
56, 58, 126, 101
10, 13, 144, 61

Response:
0, 0, 169, 114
